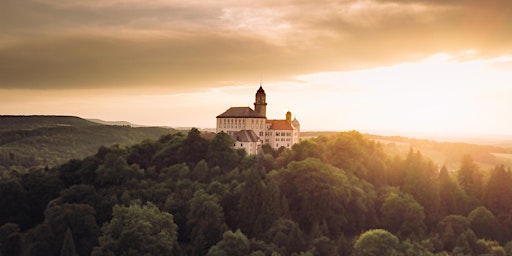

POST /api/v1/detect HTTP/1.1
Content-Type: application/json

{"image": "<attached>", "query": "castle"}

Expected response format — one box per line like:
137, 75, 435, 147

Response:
216, 86, 300, 154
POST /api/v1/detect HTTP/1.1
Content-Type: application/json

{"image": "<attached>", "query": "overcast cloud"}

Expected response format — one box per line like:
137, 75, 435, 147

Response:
1, 0, 511, 91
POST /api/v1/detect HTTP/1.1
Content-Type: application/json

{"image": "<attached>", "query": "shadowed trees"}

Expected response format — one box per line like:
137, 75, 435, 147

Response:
2, 129, 512, 256
380, 191, 426, 239
92, 202, 178, 256
353, 229, 400, 256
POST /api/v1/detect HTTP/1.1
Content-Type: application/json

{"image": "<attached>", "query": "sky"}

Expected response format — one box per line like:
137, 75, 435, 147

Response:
1, 0, 512, 137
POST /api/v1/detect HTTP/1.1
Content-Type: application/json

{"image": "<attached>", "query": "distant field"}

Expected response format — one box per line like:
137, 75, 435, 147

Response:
492, 153, 512, 159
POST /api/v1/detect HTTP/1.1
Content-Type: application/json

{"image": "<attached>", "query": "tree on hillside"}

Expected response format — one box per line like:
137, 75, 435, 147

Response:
380, 191, 426, 239
434, 215, 476, 253
207, 132, 240, 171
24, 203, 99, 256
187, 189, 228, 255
457, 155, 483, 203
0, 179, 29, 229
353, 229, 400, 256
439, 166, 469, 216
278, 158, 374, 238
485, 165, 512, 214
206, 229, 250, 256
468, 206, 498, 241
60, 228, 78, 256
179, 128, 209, 167
92, 202, 178, 256
401, 149, 440, 227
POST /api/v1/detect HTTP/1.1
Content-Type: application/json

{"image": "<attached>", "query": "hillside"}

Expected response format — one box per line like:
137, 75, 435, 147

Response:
1, 130, 512, 255
0, 116, 177, 171
302, 131, 512, 171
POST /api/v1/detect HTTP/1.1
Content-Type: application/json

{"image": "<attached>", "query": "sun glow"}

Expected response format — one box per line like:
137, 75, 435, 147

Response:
279, 53, 512, 135
2, 53, 512, 137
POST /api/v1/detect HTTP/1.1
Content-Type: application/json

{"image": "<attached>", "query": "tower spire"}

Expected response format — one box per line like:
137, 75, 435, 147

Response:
254, 84, 267, 118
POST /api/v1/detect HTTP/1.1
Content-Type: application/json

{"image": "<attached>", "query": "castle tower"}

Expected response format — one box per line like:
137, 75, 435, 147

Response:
286, 111, 292, 123
254, 86, 267, 117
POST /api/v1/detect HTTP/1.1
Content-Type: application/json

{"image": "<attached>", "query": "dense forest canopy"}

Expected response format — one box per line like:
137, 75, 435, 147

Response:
1, 128, 512, 255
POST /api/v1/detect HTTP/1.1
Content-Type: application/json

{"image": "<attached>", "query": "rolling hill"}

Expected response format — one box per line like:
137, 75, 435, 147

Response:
0, 115, 178, 171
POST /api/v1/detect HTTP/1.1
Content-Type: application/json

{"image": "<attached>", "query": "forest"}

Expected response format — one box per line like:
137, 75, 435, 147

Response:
1, 129, 512, 256
0, 116, 176, 171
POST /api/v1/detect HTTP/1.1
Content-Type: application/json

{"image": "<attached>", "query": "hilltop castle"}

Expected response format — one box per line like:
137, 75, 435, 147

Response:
216, 86, 300, 154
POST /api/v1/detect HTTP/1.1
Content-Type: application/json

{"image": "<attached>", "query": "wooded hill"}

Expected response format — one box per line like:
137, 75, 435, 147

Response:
303, 131, 512, 171
0, 116, 176, 172
1, 129, 512, 255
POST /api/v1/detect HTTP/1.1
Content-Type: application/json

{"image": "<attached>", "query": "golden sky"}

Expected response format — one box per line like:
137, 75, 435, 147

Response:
1, 0, 512, 136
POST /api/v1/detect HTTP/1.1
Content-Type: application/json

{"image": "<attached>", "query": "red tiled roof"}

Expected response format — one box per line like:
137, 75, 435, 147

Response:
267, 120, 295, 130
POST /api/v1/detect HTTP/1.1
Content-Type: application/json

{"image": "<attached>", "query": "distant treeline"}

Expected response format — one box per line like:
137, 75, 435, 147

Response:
1, 129, 512, 255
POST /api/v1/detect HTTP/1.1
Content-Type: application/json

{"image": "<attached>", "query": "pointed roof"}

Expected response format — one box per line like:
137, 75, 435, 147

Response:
267, 119, 295, 130
292, 118, 300, 127
216, 107, 265, 118
257, 86, 265, 94
233, 130, 260, 142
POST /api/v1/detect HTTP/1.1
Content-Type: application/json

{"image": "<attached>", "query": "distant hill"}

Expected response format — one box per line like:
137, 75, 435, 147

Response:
0, 115, 179, 171
87, 118, 145, 127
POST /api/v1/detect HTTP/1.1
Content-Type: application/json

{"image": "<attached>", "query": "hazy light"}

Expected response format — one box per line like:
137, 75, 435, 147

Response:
2, 53, 512, 137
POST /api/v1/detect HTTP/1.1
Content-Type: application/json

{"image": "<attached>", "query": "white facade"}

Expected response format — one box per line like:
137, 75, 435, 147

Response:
216, 86, 300, 154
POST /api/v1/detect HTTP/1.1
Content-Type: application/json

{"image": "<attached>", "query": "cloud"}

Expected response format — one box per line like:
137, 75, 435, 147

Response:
1, 0, 512, 91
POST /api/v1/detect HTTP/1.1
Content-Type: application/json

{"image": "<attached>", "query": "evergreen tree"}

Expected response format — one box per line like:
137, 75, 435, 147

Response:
457, 155, 483, 204
60, 228, 78, 256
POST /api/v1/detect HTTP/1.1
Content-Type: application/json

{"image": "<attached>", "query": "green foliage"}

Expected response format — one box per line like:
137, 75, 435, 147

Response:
457, 155, 484, 203
187, 189, 228, 255
206, 230, 250, 256
353, 229, 400, 256
23, 203, 99, 256
468, 206, 497, 241
3, 129, 512, 256
207, 132, 240, 171
93, 202, 178, 256
0, 116, 176, 170
279, 158, 365, 237
485, 165, 512, 214
264, 218, 306, 255
179, 128, 209, 166
438, 166, 469, 216
380, 191, 426, 239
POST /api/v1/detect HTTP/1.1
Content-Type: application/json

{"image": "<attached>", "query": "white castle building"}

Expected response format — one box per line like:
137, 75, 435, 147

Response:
216, 86, 300, 154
